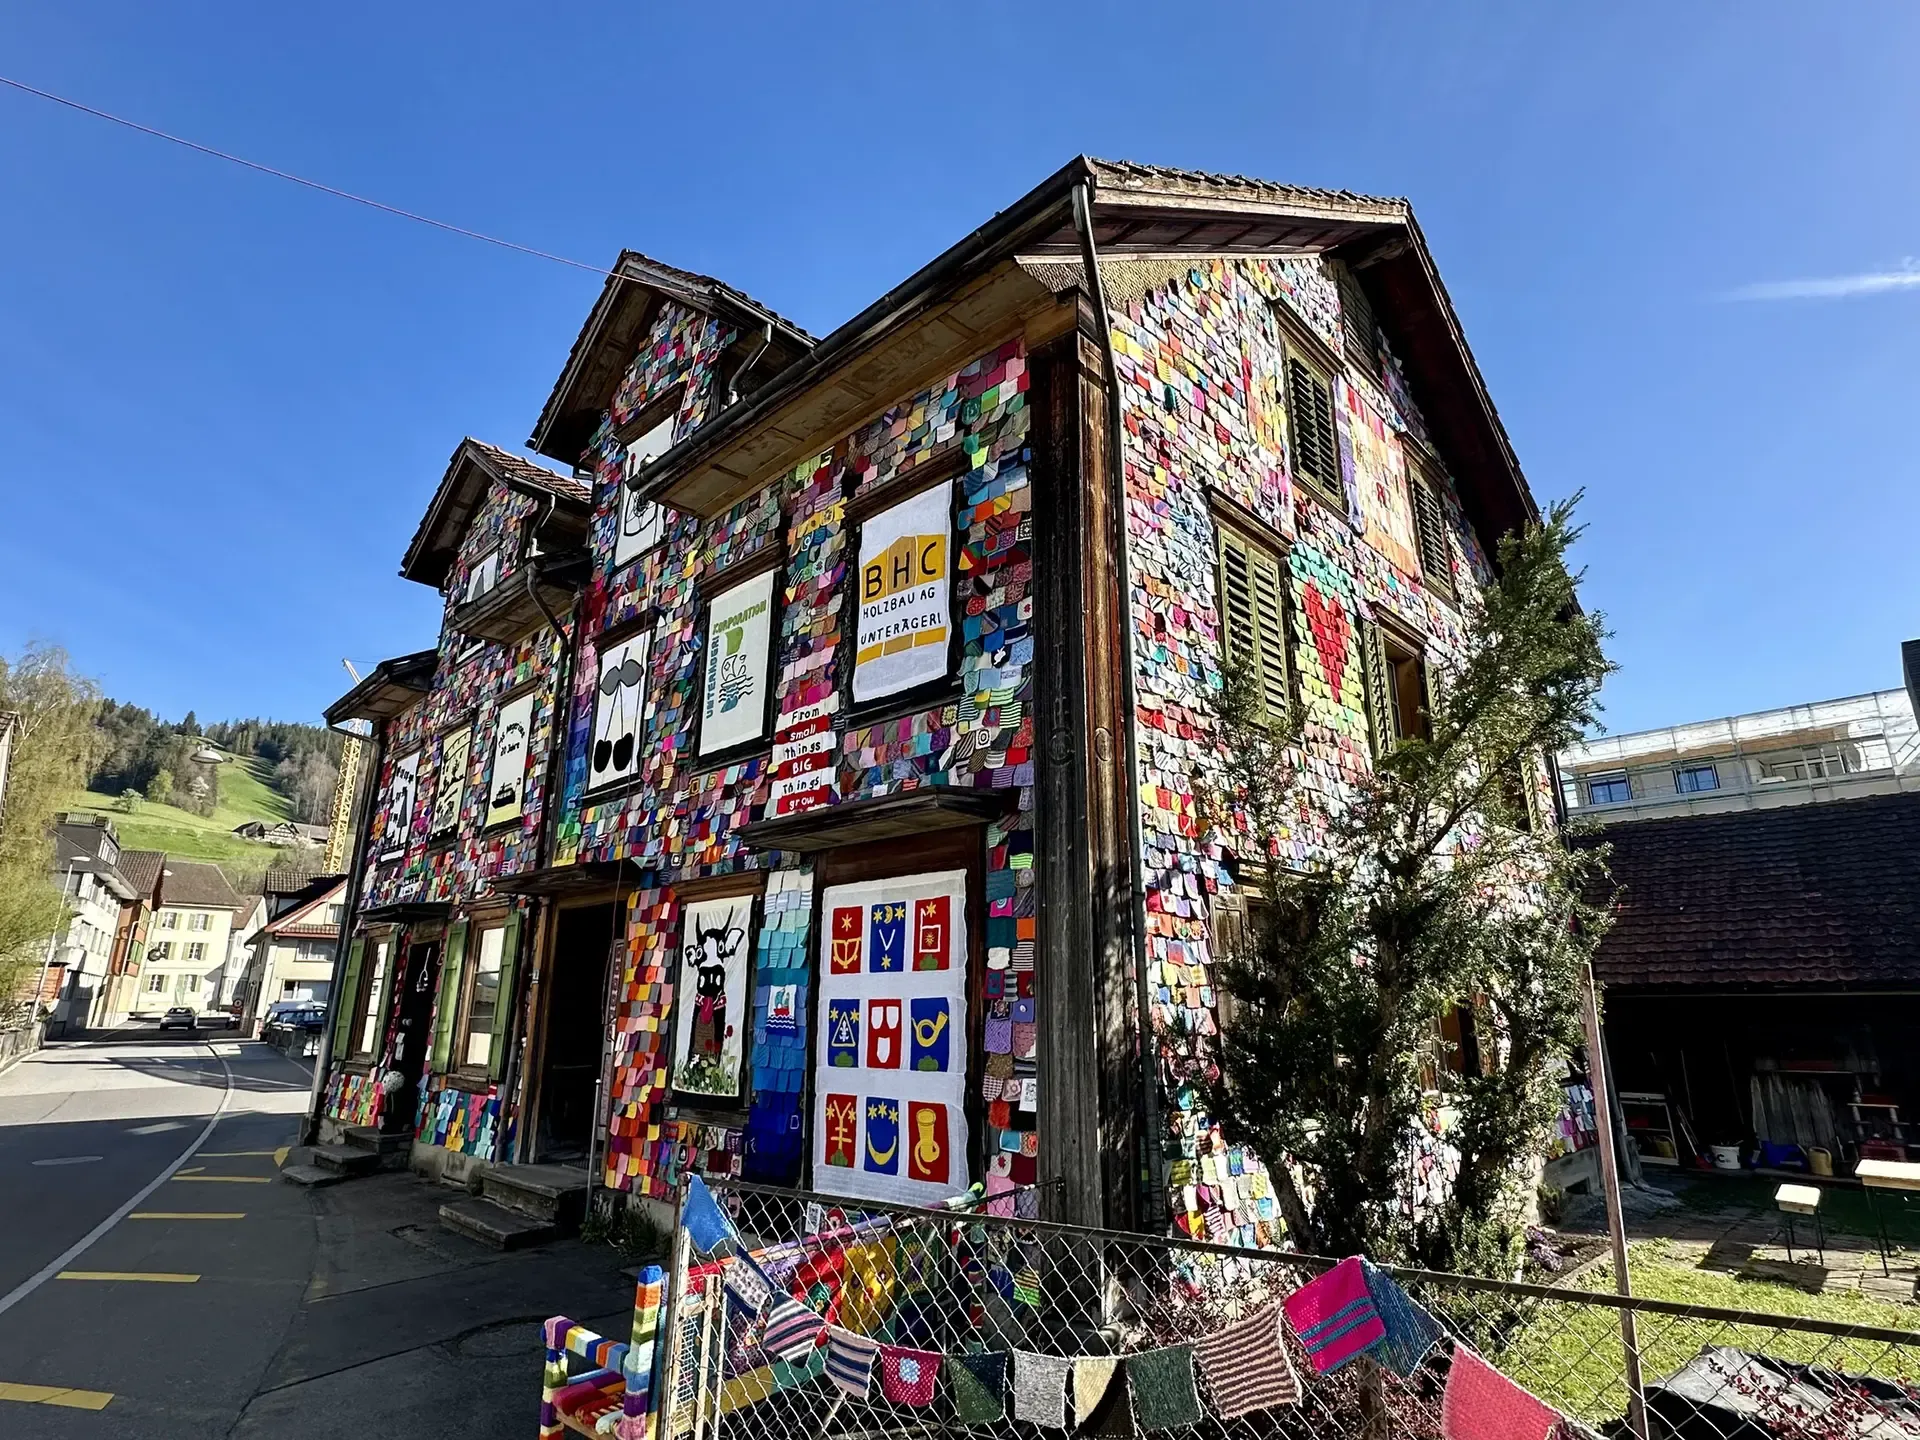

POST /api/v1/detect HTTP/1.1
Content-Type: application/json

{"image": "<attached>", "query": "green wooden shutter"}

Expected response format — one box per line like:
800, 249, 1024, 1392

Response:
1362, 623, 1395, 758
1287, 356, 1339, 500
1217, 528, 1257, 677
1217, 527, 1292, 726
1409, 474, 1456, 601
1337, 265, 1378, 377
1248, 546, 1292, 723
331, 937, 365, 1058
488, 909, 524, 1082
431, 921, 468, 1074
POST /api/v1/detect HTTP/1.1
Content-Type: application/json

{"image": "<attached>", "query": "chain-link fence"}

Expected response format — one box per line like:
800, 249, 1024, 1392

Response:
547, 1178, 1920, 1440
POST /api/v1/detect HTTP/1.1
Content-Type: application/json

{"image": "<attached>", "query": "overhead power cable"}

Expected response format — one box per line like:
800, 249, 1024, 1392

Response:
0, 73, 616, 278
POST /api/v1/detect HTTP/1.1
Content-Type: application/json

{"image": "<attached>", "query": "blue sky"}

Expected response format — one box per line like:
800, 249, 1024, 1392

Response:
2, 2, 1915, 736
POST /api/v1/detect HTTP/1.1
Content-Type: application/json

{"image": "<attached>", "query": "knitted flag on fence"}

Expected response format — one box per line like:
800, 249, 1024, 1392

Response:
1362, 1259, 1444, 1377
948, 1351, 1009, 1423
723, 1254, 773, 1316
1442, 1346, 1562, 1440
879, 1346, 942, 1407
1071, 1356, 1121, 1428
1127, 1346, 1203, 1432
681, 1174, 735, 1256
824, 1326, 880, 1398
760, 1296, 823, 1363
1283, 1256, 1386, 1373
1193, 1303, 1300, 1418
1013, 1350, 1072, 1427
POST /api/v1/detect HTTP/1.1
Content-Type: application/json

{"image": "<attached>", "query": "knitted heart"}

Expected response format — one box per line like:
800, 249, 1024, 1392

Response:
1303, 582, 1349, 702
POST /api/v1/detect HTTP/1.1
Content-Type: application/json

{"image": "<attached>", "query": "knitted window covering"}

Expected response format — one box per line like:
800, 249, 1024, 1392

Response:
948, 1351, 1009, 1424
1361, 1258, 1443, 1377
760, 1296, 824, 1363
1193, 1302, 1301, 1418
1127, 1345, 1203, 1431
824, 1326, 881, 1398
1013, 1349, 1072, 1427
1442, 1346, 1562, 1440
1282, 1256, 1386, 1373
1071, 1356, 1122, 1429
879, 1345, 942, 1408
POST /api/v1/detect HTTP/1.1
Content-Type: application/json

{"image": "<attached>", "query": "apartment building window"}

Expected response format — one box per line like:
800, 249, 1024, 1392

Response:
1762, 747, 1853, 782
152, 940, 174, 961
1587, 773, 1632, 805
159, 912, 178, 931
326, 904, 344, 925
458, 924, 508, 1073
1213, 515, 1292, 726
186, 942, 206, 962
355, 940, 392, 1057
1362, 622, 1431, 753
146, 974, 166, 994
1285, 352, 1342, 508
1674, 763, 1719, 794
464, 548, 502, 603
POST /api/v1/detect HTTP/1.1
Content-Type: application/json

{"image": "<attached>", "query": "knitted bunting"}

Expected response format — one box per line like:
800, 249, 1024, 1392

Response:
1362, 1259, 1444, 1376
680, 1174, 735, 1255
879, 1346, 942, 1407
1283, 1256, 1386, 1373
760, 1296, 823, 1362
1013, 1350, 1072, 1428
948, 1351, 1009, 1424
1192, 1303, 1300, 1418
1071, 1356, 1122, 1429
1127, 1346, 1203, 1431
824, 1326, 881, 1397
723, 1254, 773, 1316
1443, 1346, 1562, 1440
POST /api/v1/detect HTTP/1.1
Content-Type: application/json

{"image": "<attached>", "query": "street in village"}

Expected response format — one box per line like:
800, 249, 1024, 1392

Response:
0, 1032, 635, 1439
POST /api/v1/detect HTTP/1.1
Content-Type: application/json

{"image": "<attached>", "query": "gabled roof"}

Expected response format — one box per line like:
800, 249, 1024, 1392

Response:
528, 251, 815, 468
261, 877, 345, 939
1584, 792, 1920, 991
324, 650, 438, 727
157, 859, 244, 912
119, 850, 166, 900
400, 439, 592, 589
631, 156, 1541, 549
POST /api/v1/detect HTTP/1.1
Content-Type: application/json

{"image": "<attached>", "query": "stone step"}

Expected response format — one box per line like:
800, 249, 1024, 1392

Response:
481, 1163, 590, 1228
341, 1124, 411, 1157
439, 1196, 560, 1251
311, 1143, 382, 1178
281, 1163, 347, 1189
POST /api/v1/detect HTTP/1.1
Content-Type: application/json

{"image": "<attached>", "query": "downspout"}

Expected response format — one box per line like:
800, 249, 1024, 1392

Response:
303, 719, 383, 1145
1071, 179, 1164, 1228
725, 322, 776, 407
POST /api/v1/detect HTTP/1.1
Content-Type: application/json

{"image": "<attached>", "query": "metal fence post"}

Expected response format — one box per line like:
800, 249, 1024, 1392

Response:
1582, 962, 1648, 1440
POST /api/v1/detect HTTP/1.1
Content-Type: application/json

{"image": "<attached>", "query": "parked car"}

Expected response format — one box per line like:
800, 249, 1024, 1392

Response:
158, 1006, 198, 1032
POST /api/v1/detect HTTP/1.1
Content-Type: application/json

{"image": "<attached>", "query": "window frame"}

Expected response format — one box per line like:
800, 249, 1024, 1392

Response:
610, 387, 685, 575
1403, 445, 1458, 604
1587, 772, 1632, 806
1363, 615, 1433, 755
585, 622, 655, 797
1283, 346, 1344, 512
452, 918, 509, 1081
690, 551, 786, 771
350, 935, 395, 1061
1674, 763, 1719, 795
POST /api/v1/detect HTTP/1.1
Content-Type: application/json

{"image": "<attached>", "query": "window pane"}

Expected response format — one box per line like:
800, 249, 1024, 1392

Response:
463, 926, 506, 1070
358, 942, 390, 1054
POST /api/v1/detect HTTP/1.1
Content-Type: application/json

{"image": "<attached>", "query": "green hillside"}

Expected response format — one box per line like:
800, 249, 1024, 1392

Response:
63, 750, 317, 874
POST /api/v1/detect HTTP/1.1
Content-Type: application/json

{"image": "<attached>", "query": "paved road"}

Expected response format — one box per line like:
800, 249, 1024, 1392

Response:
0, 1030, 637, 1438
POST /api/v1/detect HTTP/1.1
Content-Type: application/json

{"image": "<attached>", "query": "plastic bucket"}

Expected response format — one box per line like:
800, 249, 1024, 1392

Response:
1709, 1144, 1742, 1170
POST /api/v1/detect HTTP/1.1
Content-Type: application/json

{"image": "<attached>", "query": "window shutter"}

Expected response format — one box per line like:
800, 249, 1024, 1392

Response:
330, 938, 365, 1059
1362, 623, 1395, 758
488, 910, 524, 1082
1248, 546, 1292, 722
1338, 267, 1378, 376
1409, 472, 1455, 600
1217, 526, 1291, 725
1287, 357, 1339, 500
431, 921, 468, 1074
1217, 527, 1258, 681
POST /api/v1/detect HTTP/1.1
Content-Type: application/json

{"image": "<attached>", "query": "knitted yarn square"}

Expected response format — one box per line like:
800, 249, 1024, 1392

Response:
1193, 1302, 1300, 1418
723, 1255, 773, 1316
1071, 1356, 1121, 1428
680, 1174, 735, 1256
1013, 1349, 1072, 1428
1362, 1259, 1444, 1377
824, 1326, 880, 1398
1283, 1256, 1385, 1374
760, 1296, 823, 1363
1127, 1345, 1203, 1431
1443, 1346, 1561, 1440
879, 1345, 942, 1407
948, 1351, 1009, 1424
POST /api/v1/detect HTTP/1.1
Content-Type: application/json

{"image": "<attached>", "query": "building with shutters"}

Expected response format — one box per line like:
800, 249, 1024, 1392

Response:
314, 160, 1557, 1240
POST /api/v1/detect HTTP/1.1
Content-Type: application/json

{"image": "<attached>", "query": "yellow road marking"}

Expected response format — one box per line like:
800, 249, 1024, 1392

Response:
128, 1212, 246, 1220
175, 1166, 204, 1175
275, 1145, 290, 1168
57, 1271, 199, 1283
170, 1175, 271, 1184
0, 1381, 114, 1411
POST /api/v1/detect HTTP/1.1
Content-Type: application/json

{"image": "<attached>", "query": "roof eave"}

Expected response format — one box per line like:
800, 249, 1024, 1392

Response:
399, 441, 592, 589
324, 650, 438, 727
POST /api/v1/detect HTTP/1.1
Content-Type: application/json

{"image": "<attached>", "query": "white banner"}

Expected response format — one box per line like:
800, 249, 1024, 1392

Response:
699, 569, 777, 755
852, 482, 952, 703
429, 727, 471, 838
812, 869, 970, 1206
485, 692, 536, 827
671, 895, 754, 1100
379, 749, 420, 860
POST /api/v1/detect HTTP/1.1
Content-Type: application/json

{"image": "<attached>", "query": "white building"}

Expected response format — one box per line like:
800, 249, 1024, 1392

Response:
136, 859, 246, 1015
48, 816, 137, 1034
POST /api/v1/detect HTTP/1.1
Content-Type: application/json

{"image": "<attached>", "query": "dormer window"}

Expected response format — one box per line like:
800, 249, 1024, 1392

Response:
465, 548, 502, 603
615, 415, 675, 570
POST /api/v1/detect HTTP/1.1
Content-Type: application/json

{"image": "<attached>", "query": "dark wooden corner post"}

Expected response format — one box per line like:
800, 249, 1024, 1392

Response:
1031, 306, 1141, 1233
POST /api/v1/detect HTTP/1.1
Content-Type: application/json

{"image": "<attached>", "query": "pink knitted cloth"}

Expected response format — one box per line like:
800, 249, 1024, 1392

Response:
1281, 1257, 1385, 1374
1442, 1347, 1561, 1440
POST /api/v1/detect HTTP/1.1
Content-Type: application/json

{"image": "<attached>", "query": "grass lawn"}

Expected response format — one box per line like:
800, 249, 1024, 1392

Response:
63, 750, 304, 873
1493, 1239, 1920, 1424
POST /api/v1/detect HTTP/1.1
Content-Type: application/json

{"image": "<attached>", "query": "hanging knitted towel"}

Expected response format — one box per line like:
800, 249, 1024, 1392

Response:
824, 1326, 881, 1398
1361, 1259, 1444, 1377
760, 1296, 824, 1363
1071, 1356, 1122, 1429
948, 1351, 1009, 1424
680, 1174, 735, 1256
1193, 1302, 1301, 1419
1127, 1345, 1203, 1432
1012, 1350, 1072, 1428
1282, 1256, 1385, 1373
879, 1346, 942, 1408
1442, 1346, 1562, 1440
723, 1254, 773, 1316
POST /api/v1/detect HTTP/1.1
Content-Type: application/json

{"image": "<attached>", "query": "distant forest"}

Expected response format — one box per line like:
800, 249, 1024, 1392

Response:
90, 704, 345, 824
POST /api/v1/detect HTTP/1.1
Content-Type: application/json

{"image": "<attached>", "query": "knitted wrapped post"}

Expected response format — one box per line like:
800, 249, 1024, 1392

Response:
1012, 1350, 1072, 1427
1127, 1346, 1203, 1431
1361, 1259, 1444, 1377
1193, 1302, 1301, 1418
1282, 1256, 1385, 1373
878, 1345, 942, 1407
1071, 1356, 1121, 1429
761, 1296, 824, 1363
824, 1325, 881, 1398
1442, 1346, 1562, 1440
948, 1351, 1009, 1423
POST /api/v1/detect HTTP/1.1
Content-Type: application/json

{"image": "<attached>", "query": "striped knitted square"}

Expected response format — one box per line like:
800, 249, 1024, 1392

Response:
1362, 1259, 1443, 1377
1013, 1350, 1072, 1428
823, 1326, 880, 1398
1282, 1257, 1385, 1374
879, 1345, 942, 1407
1127, 1346, 1202, 1432
1193, 1303, 1300, 1419
760, 1296, 823, 1363
948, 1351, 1009, 1424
